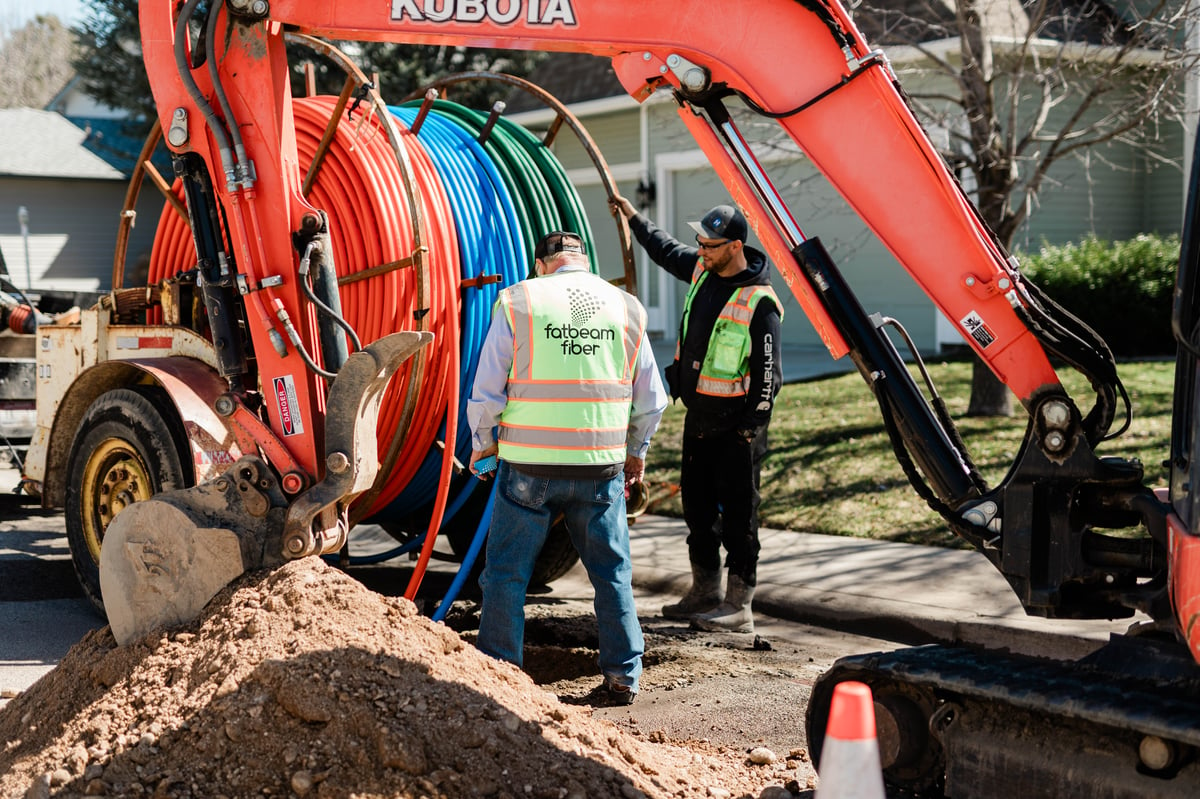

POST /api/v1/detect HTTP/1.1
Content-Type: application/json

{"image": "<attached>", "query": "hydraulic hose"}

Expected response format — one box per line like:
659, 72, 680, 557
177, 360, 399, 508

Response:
173, 0, 236, 185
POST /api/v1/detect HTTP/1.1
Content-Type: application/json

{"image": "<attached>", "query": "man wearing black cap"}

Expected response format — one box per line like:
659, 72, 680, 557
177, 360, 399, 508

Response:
467, 230, 668, 704
610, 196, 783, 634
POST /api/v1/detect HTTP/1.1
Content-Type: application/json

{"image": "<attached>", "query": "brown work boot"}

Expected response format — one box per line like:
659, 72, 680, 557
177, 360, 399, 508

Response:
691, 573, 755, 634
662, 563, 722, 620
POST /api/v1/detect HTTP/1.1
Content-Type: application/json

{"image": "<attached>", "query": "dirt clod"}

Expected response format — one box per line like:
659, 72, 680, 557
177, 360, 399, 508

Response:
0, 558, 794, 798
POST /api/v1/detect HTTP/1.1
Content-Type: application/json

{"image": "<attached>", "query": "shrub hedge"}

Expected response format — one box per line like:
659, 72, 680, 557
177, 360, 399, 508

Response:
1017, 233, 1179, 357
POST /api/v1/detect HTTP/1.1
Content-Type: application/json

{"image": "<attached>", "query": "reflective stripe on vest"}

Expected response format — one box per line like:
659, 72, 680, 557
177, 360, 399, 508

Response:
676, 267, 783, 398
497, 270, 647, 465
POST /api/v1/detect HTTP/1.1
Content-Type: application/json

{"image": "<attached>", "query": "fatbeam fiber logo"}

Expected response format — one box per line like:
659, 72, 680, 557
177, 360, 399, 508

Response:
542, 321, 615, 356
542, 288, 613, 357
391, 0, 577, 25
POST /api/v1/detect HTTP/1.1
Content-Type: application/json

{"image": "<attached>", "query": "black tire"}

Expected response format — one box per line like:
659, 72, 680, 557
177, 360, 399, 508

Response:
64, 387, 192, 615
530, 519, 580, 587
441, 479, 495, 559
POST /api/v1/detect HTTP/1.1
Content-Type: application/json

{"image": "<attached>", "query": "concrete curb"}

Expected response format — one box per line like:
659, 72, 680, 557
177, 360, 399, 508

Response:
628, 515, 1136, 662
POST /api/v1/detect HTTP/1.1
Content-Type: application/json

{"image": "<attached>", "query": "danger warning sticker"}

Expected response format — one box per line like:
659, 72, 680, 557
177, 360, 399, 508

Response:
274, 375, 305, 436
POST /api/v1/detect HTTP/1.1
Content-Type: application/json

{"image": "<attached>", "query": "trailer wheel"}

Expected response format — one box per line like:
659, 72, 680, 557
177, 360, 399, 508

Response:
65, 387, 191, 616
440, 517, 580, 588
529, 520, 580, 586
438, 484, 580, 588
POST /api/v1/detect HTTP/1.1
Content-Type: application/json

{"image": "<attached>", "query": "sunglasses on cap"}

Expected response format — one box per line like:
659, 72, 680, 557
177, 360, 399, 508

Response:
535, 232, 587, 259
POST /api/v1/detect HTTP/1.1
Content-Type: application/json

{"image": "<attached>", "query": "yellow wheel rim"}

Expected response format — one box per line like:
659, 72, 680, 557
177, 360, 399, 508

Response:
79, 438, 154, 563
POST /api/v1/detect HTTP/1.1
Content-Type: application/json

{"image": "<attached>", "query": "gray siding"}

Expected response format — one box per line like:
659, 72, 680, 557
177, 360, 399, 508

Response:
638, 100, 939, 352
1009, 110, 1184, 252
549, 109, 643, 171
1142, 121, 1186, 235
0, 176, 162, 292
573, 178, 641, 286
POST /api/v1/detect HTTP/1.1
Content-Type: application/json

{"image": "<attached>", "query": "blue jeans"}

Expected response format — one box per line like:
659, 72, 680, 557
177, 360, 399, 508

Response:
477, 461, 644, 691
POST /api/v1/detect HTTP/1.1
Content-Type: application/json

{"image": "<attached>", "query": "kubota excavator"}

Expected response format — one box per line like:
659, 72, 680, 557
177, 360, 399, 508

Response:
17, 0, 1200, 795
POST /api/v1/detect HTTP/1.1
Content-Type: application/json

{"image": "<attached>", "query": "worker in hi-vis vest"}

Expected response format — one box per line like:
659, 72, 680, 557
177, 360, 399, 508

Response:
467, 231, 668, 706
611, 196, 783, 636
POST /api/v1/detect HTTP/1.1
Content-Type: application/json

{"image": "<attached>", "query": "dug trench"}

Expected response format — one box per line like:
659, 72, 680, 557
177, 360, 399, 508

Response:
0, 556, 823, 799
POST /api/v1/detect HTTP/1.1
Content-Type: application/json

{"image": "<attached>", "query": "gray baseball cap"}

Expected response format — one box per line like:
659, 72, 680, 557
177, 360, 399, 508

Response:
687, 205, 748, 243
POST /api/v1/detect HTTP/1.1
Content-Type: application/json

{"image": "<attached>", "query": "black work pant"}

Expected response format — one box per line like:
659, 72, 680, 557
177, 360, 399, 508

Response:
679, 426, 768, 586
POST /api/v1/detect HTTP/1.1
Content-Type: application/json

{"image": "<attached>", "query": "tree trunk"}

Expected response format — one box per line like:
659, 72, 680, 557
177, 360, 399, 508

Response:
965, 357, 1013, 417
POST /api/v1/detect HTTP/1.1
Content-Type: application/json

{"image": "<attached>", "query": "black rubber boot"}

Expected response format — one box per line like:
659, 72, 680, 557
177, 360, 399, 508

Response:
661, 563, 723, 620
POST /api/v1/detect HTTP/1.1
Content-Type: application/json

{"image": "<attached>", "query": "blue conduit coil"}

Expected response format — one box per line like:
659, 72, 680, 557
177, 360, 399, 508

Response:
346, 101, 596, 617
383, 103, 526, 518
337, 103, 526, 570
371, 100, 594, 533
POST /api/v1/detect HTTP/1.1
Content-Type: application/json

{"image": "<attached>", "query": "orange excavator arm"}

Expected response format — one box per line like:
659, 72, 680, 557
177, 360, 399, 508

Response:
139, 0, 1059, 404
128, 0, 1180, 656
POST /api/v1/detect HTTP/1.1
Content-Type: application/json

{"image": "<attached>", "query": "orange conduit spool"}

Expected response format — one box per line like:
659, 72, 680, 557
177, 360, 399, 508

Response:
145, 198, 192, 321
298, 96, 461, 599
7, 305, 34, 334
294, 96, 460, 527
144, 96, 462, 533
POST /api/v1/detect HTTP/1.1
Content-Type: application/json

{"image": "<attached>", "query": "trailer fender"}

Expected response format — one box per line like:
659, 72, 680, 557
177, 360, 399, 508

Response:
40, 357, 242, 508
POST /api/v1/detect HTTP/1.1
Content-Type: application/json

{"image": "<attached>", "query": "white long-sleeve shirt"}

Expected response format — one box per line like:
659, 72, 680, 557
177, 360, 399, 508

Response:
467, 264, 668, 460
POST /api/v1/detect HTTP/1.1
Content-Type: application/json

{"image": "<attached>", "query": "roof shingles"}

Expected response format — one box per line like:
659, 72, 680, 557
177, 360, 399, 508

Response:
0, 108, 125, 180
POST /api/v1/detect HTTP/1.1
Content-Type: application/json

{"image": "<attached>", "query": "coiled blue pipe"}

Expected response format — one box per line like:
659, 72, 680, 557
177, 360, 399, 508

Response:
383, 104, 527, 518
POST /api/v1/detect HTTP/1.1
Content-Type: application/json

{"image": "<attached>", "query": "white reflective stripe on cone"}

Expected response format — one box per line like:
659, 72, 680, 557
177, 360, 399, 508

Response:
815, 738, 885, 799
815, 680, 885, 799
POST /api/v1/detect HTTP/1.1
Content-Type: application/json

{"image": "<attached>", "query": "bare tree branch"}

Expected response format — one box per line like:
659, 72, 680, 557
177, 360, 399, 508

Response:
844, 0, 1197, 413
852, 0, 1195, 247
0, 15, 77, 109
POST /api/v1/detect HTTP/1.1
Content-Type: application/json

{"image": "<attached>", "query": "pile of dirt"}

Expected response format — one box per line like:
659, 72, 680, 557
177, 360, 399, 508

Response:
0, 557, 798, 798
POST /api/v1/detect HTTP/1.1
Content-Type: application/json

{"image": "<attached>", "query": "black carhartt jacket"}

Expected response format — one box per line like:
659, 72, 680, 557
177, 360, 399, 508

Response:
628, 213, 782, 438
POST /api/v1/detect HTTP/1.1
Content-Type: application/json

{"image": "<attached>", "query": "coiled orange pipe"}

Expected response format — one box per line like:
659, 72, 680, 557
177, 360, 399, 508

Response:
145, 96, 462, 534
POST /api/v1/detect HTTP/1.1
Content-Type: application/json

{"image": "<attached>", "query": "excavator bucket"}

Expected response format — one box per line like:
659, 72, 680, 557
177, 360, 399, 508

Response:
100, 331, 433, 645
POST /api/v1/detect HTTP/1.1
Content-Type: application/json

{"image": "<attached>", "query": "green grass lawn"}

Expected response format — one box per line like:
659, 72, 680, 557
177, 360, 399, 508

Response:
642, 359, 1175, 549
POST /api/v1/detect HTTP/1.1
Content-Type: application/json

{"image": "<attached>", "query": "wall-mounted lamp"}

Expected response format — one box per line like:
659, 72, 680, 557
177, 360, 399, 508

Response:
635, 179, 656, 210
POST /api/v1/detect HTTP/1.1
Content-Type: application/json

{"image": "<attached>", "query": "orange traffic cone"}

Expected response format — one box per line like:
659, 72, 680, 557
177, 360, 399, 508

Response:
814, 680, 886, 799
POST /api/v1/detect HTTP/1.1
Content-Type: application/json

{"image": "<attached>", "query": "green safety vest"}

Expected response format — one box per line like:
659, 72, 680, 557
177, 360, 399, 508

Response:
677, 266, 784, 398
497, 269, 647, 466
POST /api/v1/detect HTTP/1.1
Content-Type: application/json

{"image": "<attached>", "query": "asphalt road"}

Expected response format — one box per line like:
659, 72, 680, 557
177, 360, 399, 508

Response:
0, 492, 102, 705
0, 481, 896, 763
